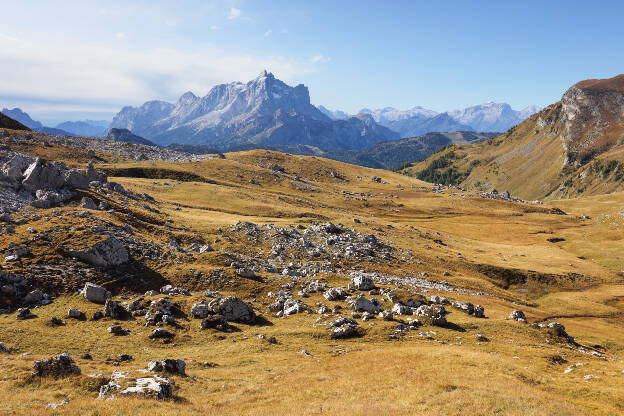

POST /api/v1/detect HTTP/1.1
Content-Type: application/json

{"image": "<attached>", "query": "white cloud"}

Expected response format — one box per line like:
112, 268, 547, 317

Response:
264, 29, 272, 37
0, 33, 319, 117
311, 54, 331, 63
228, 7, 241, 20
210, 25, 221, 30
115, 32, 128, 39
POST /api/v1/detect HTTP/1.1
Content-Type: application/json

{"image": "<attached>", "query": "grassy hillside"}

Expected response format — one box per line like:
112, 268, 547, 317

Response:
1, 130, 624, 415
401, 75, 624, 200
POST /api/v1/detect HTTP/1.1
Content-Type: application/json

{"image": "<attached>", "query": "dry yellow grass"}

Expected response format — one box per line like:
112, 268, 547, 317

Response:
1, 148, 624, 415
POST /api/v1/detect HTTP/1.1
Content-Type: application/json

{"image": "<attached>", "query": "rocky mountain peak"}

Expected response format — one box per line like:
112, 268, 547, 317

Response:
561, 74, 624, 158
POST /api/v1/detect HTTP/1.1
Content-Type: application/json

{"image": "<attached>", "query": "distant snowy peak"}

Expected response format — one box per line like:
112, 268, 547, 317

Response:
359, 106, 439, 123
518, 105, 542, 119
447, 102, 542, 132
317, 105, 350, 120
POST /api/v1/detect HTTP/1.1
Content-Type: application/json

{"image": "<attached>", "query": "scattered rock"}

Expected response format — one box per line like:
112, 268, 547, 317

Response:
218, 297, 255, 324
147, 359, 186, 376
47, 398, 70, 409
83, 282, 111, 304
108, 325, 129, 336
148, 328, 175, 339
80, 197, 98, 210
200, 314, 227, 330
323, 287, 348, 301
509, 310, 527, 322
351, 274, 375, 291
69, 237, 129, 267
67, 308, 84, 319
16, 307, 35, 320
99, 370, 172, 400
33, 353, 80, 377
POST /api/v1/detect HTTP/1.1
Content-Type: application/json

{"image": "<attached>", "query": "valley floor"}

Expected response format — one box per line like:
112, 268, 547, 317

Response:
1, 133, 623, 415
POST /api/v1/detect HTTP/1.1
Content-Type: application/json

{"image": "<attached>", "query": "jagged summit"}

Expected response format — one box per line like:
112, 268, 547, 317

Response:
111, 73, 397, 150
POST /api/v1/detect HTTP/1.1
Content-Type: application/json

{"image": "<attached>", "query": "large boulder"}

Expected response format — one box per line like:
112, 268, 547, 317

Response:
22, 158, 66, 192
98, 370, 172, 400
349, 295, 381, 314
104, 299, 126, 319
283, 299, 310, 316
415, 305, 447, 326
83, 282, 111, 304
329, 317, 359, 339
68, 236, 129, 267
63, 169, 90, 189
85, 162, 107, 183
147, 359, 186, 376
351, 274, 375, 291
218, 296, 256, 324
33, 353, 81, 377
31, 189, 73, 208
323, 287, 348, 301
190, 301, 210, 319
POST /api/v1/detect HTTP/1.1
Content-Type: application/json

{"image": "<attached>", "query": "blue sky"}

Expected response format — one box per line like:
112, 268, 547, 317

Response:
0, 0, 623, 125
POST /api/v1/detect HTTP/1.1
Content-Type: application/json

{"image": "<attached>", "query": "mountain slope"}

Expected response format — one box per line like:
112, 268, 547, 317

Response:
402, 74, 624, 200
326, 131, 497, 169
0, 112, 30, 130
111, 72, 398, 150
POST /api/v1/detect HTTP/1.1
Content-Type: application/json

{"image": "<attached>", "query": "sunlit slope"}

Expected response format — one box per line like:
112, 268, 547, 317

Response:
403, 75, 624, 200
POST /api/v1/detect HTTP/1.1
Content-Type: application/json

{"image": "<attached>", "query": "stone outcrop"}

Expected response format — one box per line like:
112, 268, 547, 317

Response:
32, 353, 80, 377
68, 236, 129, 267
83, 283, 111, 304
99, 370, 173, 399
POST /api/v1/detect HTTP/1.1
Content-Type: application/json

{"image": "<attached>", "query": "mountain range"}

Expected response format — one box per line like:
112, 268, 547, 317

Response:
110, 71, 399, 151
2, 72, 540, 161
326, 102, 541, 137
402, 74, 624, 200
110, 72, 539, 152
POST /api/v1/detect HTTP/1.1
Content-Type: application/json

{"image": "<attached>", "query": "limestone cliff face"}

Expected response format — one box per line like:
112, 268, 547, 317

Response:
561, 75, 624, 159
